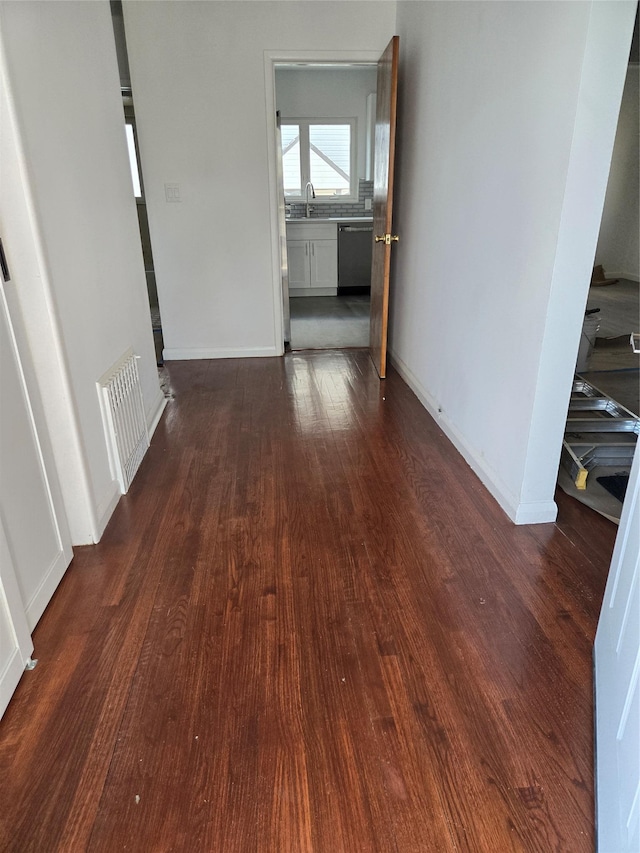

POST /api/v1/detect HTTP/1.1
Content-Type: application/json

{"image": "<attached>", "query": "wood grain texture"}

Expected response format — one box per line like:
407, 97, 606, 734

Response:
369, 35, 399, 380
0, 351, 615, 851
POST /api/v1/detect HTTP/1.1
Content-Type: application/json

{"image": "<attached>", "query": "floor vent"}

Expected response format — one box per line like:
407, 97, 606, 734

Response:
98, 348, 149, 494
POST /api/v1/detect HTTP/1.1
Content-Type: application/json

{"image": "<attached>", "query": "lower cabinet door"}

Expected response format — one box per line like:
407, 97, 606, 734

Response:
287, 240, 310, 289
310, 239, 338, 289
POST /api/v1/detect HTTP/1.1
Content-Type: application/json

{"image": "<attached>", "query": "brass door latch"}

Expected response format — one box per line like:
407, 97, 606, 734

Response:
374, 234, 399, 245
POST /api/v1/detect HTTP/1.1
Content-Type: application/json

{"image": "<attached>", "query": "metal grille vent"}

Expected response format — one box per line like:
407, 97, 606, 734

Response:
98, 348, 149, 494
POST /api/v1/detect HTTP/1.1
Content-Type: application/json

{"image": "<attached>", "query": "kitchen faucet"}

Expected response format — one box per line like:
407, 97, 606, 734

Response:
305, 182, 315, 218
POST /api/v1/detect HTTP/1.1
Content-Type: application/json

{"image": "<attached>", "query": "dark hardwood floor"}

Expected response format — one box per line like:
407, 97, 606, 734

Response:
0, 351, 617, 851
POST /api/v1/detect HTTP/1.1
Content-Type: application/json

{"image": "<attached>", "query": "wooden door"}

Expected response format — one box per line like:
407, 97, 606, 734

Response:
369, 35, 399, 379
595, 444, 640, 852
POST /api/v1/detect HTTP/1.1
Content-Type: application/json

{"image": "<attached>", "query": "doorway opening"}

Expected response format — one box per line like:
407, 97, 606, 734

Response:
273, 62, 377, 352
110, 1, 164, 366
556, 14, 639, 524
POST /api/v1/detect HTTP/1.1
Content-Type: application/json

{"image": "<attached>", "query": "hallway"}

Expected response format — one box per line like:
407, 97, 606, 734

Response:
0, 352, 616, 851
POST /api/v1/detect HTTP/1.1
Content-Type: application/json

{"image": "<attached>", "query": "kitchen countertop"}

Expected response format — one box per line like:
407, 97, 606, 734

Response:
285, 216, 373, 224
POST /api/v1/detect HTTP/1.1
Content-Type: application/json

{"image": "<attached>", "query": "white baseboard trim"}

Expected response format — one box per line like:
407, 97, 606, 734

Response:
93, 480, 122, 544
25, 547, 72, 631
290, 288, 338, 297
603, 271, 639, 283
388, 348, 558, 525
513, 500, 559, 525
147, 389, 167, 439
163, 346, 279, 361
0, 647, 28, 720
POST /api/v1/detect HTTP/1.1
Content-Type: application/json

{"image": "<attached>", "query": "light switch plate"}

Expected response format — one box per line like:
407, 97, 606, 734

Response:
364, 198, 372, 211
165, 183, 181, 203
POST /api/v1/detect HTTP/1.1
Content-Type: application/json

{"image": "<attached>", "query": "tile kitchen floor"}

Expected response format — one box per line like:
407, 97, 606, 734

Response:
289, 293, 370, 350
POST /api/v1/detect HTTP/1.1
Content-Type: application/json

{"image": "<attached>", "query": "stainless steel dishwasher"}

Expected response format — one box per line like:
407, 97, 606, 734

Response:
338, 224, 373, 293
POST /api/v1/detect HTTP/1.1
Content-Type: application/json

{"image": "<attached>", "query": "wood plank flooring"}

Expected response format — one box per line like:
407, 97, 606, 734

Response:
0, 351, 616, 851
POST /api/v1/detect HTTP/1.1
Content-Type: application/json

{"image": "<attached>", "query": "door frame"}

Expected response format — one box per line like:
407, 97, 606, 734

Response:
0, 45, 99, 544
263, 50, 381, 356
0, 282, 73, 630
594, 440, 640, 851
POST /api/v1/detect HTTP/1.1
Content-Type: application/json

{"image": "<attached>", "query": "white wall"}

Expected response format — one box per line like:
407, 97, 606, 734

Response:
596, 65, 640, 281
390, 0, 636, 523
0, 1, 163, 543
123, 1, 396, 360
275, 66, 378, 180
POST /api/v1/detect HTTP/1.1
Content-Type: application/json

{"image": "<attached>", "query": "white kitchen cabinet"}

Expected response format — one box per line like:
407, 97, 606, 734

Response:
287, 240, 312, 289
286, 222, 337, 295
310, 239, 337, 289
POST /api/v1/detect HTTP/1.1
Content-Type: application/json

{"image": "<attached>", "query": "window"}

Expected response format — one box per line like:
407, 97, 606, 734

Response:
281, 118, 357, 202
125, 122, 142, 199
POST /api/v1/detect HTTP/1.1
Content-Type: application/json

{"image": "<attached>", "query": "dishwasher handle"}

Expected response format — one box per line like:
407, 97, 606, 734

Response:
339, 226, 373, 233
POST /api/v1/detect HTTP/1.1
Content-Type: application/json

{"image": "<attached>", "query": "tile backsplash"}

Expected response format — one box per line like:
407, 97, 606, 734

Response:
286, 180, 373, 219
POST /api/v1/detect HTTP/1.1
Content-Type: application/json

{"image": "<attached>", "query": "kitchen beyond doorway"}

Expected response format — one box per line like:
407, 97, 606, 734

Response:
274, 62, 378, 352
